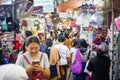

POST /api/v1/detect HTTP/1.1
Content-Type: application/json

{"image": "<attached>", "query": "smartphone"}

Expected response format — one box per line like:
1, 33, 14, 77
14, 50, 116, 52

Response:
32, 60, 40, 65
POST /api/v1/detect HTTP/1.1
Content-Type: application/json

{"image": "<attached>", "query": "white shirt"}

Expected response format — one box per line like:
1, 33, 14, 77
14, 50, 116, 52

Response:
54, 44, 70, 65
16, 52, 50, 69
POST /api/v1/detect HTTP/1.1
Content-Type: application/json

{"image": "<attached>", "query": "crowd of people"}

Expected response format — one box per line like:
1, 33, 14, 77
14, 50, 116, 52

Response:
0, 28, 111, 80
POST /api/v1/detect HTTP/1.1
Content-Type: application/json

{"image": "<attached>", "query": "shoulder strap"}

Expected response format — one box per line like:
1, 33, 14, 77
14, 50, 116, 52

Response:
23, 55, 30, 64
39, 53, 43, 63
23, 53, 43, 64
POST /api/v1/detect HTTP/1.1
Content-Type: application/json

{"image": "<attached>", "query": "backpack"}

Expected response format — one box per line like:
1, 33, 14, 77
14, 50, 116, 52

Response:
70, 49, 82, 74
23, 53, 44, 80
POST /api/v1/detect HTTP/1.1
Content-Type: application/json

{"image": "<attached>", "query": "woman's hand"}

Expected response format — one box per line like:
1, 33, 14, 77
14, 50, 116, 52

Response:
26, 64, 34, 74
32, 64, 43, 72
57, 75, 61, 80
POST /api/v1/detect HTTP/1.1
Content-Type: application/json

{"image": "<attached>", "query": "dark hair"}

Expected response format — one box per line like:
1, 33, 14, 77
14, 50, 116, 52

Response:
54, 32, 58, 40
65, 32, 69, 39
25, 30, 32, 38
25, 36, 40, 47
58, 35, 65, 42
46, 39, 53, 47
97, 49, 104, 58
78, 39, 88, 53
21, 40, 26, 53
72, 39, 79, 47
79, 39, 88, 48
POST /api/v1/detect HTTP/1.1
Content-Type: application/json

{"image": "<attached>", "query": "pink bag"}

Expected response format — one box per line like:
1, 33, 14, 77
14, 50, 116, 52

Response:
115, 17, 120, 31
70, 49, 82, 74
69, 21, 77, 27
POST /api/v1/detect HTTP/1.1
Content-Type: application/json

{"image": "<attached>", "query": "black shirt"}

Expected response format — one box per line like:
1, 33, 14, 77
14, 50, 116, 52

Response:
87, 56, 111, 80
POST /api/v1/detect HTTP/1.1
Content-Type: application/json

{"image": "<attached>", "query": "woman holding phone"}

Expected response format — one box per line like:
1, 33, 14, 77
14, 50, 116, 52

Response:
16, 36, 50, 80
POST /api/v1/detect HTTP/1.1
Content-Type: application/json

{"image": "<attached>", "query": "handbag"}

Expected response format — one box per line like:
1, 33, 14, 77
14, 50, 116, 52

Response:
70, 49, 82, 74
23, 53, 44, 80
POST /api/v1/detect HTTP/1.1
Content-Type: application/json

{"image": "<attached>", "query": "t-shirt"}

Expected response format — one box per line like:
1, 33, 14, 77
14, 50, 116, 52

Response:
16, 52, 50, 69
54, 44, 70, 65
87, 56, 111, 80
40, 43, 47, 52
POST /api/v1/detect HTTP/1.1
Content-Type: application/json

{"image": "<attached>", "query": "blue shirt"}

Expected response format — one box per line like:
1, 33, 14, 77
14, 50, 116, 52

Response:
40, 43, 47, 52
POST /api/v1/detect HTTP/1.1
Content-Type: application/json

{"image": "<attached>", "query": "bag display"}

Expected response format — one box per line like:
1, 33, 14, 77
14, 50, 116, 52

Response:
70, 49, 82, 74
0, 10, 5, 21
69, 21, 77, 27
23, 53, 44, 80
115, 17, 120, 31
2, 20, 8, 31
7, 21, 15, 31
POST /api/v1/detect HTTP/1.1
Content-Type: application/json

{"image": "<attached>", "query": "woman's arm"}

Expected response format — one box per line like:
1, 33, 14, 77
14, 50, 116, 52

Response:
56, 62, 60, 79
42, 68, 50, 79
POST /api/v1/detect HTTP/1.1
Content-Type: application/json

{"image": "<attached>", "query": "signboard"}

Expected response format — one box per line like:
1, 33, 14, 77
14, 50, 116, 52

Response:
43, 4, 54, 13
25, 4, 43, 14
1, 0, 12, 5
33, 6, 43, 14
34, 0, 53, 6
59, 12, 68, 18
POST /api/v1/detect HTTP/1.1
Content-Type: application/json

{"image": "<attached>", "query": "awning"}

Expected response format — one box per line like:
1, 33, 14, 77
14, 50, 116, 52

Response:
57, 0, 85, 12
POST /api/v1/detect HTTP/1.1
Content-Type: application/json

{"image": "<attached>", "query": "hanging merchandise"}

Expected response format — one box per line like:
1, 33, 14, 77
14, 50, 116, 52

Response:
72, 11, 78, 19
1, 19, 8, 31
0, 10, 5, 21
76, 12, 91, 27
14, 19, 20, 33
90, 12, 104, 25
14, 33, 21, 50
76, 13, 84, 25
34, 20, 40, 30
69, 21, 77, 27
7, 18, 15, 31
21, 20, 28, 27
115, 17, 120, 31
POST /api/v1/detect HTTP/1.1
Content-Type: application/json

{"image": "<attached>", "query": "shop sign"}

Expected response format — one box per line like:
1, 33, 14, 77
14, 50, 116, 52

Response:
43, 3, 54, 13
59, 12, 68, 19
33, 6, 43, 14
1, 0, 12, 5
34, 0, 53, 6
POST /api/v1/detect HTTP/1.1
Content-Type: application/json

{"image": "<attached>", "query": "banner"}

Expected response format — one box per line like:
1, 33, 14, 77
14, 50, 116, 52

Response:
1, 0, 12, 5
34, 0, 53, 6
59, 12, 68, 18
43, 4, 54, 13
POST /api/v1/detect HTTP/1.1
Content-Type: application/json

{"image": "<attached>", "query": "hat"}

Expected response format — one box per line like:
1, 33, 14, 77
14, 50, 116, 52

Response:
0, 64, 28, 80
